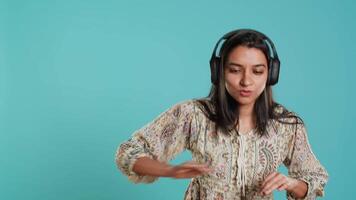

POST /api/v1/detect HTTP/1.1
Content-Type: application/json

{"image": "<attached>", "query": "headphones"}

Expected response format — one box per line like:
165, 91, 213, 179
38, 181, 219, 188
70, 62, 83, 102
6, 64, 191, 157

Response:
209, 29, 280, 86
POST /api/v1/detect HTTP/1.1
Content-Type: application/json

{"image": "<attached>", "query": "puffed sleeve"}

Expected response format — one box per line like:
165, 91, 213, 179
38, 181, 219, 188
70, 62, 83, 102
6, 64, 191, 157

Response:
283, 122, 329, 200
115, 100, 197, 183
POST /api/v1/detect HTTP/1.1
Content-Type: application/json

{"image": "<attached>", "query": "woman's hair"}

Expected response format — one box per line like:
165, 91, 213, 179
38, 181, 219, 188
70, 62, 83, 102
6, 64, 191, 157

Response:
194, 31, 303, 137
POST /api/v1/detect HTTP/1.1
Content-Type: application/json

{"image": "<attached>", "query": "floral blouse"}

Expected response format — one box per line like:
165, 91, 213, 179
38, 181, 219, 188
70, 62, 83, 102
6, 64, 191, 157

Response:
115, 99, 328, 200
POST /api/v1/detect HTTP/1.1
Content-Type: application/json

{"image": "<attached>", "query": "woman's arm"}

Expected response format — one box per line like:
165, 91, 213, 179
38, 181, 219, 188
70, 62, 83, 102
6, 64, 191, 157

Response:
260, 119, 329, 199
259, 172, 308, 198
133, 156, 212, 178
115, 100, 205, 183
283, 122, 329, 199
132, 156, 172, 177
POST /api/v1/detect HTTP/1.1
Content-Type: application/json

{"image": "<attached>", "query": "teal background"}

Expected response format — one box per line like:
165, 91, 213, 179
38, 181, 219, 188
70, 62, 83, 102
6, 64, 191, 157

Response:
1, 0, 355, 199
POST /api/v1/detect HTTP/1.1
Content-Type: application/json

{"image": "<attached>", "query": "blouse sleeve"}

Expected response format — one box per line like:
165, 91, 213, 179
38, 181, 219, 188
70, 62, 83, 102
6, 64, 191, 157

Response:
115, 100, 197, 184
283, 122, 329, 200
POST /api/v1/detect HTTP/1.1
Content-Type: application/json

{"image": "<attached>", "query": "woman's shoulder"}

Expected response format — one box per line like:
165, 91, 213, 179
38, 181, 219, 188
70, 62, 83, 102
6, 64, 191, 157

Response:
170, 98, 199, 111
170, 98, 214, 120
272, 103, 304, 125
172, 98, 212, 110
164, 98, 204, 118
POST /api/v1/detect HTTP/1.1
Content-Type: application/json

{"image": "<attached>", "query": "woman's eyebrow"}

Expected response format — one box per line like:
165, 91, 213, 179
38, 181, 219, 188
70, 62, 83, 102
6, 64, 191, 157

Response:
228, 62, 243, 67
228, 62, 266, 68
253, 64, 266, 68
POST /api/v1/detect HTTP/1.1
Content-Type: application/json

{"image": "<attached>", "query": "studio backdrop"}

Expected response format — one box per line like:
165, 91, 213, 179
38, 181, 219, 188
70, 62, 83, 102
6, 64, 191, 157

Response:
1, 0, 355, 199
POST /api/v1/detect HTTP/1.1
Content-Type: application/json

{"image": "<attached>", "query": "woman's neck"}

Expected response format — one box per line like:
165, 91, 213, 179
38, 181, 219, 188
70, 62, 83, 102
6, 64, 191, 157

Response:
238, 103, 254, 118
236, 103, 256, 134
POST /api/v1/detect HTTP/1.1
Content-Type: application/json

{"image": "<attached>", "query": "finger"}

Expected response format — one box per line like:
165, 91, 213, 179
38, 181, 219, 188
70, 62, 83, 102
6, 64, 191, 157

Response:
263, 174, 285, 191
175, 168, 205, 178
179, 165, 210, 174
175, 171, 201, 178
181, 162, 210, 169
173, 165, 212, 178
265, 177, 286, 195
277, 182, 289, 191
191, 166, 213, 174
176, 166, 209, 175
178, 167, 209, 174
173, 169, 195, 178
186, 170, 206, 178
261, 174, 286, 193
262, 174, 284, 190
176, 168, 195, 174
180, 163, 213, 173
261, 172, 278, 188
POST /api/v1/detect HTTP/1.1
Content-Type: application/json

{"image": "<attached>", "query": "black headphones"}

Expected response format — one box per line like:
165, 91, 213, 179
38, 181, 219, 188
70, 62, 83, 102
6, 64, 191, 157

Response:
209, 29, 280, 86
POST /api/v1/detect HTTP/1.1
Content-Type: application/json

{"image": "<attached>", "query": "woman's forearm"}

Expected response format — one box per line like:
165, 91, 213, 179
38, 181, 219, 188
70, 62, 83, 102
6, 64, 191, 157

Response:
132, 156, 171, 177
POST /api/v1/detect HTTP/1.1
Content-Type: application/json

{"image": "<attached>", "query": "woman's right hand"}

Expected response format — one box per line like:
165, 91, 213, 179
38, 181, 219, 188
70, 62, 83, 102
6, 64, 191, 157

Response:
132, 157, 213, 179
165, 161, 213, 179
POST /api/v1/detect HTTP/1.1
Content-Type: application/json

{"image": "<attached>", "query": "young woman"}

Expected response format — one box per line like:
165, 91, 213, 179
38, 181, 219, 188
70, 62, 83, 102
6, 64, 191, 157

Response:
115, 29, 328, 200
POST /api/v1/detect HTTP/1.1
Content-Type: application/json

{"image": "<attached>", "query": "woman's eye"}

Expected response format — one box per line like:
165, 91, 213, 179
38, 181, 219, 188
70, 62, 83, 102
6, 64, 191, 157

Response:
254, 71, 264, 74
229, 69, 240, 73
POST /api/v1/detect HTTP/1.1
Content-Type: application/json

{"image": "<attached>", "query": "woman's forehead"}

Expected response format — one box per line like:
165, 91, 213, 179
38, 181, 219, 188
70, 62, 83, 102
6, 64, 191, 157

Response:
227, 46, 268, 67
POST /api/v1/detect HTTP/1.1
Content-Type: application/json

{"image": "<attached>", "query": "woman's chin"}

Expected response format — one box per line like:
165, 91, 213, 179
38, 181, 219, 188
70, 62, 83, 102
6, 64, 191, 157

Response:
235, 97, 255, 106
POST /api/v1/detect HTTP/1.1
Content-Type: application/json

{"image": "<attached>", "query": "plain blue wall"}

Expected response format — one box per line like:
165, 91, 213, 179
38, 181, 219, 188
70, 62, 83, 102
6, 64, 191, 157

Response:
1, 0, 355, 199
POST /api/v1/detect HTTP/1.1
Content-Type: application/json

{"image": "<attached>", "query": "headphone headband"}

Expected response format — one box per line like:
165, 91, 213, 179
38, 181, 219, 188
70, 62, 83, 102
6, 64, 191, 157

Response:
211, 29, 279, 61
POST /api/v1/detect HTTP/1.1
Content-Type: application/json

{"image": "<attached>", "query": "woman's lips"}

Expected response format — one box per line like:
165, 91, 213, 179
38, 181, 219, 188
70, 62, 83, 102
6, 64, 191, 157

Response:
239, 90, 252, 97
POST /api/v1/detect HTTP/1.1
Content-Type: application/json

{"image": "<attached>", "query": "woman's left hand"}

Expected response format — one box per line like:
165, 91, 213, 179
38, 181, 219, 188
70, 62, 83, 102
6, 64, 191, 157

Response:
259, 172, 298, 196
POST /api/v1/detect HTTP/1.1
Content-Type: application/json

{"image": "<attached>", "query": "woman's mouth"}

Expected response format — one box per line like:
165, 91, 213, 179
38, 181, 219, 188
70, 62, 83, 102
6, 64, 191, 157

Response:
239, 90, 252, 97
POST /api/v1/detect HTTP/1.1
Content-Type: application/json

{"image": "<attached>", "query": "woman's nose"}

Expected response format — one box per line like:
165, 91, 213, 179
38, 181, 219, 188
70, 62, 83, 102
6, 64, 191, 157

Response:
240, 72, 253, 86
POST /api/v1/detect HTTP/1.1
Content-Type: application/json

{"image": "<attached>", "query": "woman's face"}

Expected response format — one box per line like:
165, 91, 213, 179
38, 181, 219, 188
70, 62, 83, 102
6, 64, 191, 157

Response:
224, 46, 268, 107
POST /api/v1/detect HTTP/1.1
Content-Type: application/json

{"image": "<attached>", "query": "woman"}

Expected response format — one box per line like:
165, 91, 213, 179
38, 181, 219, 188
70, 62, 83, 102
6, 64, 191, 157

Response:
115, 29, 328, 200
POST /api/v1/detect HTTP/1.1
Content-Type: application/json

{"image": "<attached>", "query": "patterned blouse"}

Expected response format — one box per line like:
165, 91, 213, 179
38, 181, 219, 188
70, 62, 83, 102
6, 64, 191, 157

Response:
115, 99, 328, 200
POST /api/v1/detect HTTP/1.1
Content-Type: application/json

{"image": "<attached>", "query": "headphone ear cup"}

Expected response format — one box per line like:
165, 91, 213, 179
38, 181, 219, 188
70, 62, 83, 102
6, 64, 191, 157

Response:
267, 59, 280, 85
210, 57, 220, 85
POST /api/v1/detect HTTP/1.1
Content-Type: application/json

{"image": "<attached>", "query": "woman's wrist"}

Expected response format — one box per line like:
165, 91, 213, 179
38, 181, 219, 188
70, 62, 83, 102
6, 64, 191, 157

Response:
286, 178, 308, 198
